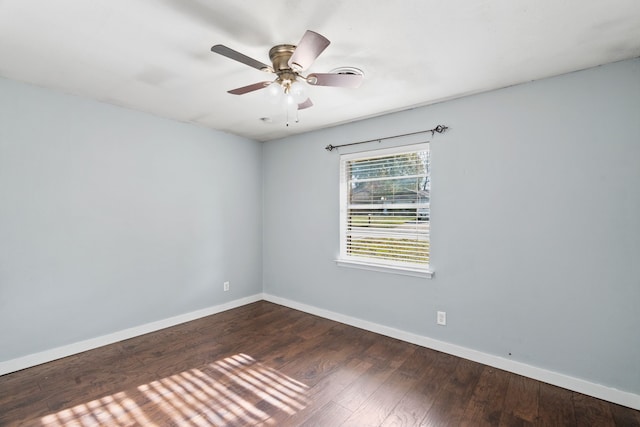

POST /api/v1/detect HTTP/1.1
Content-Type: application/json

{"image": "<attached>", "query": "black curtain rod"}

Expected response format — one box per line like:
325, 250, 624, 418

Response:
325, 125, 449, 152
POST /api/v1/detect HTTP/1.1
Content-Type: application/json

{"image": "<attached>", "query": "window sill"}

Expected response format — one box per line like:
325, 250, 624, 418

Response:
335, 259, 434, 278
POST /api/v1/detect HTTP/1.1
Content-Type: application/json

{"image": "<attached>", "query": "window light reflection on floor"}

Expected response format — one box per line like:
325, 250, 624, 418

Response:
40, 353, 310, 426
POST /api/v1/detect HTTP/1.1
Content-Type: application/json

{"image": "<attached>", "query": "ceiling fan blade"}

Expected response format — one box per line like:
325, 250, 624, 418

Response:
288, 30, 330, 71
298, 98, 313, 110
307, 73, 363, 88
211, 44, 272, 72
228, 81, 271, 95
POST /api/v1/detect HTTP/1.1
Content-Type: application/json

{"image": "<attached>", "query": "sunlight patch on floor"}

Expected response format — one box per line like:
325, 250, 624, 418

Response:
40, 353, 309, 426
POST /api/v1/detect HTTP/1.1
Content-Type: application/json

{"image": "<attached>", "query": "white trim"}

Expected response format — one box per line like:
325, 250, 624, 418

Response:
0, 293, 263, 376
339, 142, 432, 274
340, 142, 430, 161
336, 258, 433, 278
262, 293, 640, 411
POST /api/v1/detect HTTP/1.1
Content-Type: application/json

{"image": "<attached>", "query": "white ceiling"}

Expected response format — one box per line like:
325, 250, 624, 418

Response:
1, 1, 639, 142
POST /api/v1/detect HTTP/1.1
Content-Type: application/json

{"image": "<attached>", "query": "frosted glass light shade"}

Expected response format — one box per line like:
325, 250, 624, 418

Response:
289, 81, 308, 104
265, 82, 284, 104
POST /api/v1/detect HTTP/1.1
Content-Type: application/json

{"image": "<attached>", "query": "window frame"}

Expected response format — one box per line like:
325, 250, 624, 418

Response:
337, 143, 433, 278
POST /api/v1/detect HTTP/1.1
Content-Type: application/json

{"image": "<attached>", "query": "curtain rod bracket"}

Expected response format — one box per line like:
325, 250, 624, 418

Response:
325, 124, 449, 152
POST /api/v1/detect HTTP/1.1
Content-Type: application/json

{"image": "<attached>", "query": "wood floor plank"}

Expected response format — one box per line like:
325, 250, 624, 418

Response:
340, 370, 418, 427
459, 366, 511, 427
536, 382, 576, 426
378, 347, 442, 427
361, 337, 418, 369
269, 357, 372, 426
419, 358, 484, 426
1, 301, 638, 427
298, 400, 352, 426
0, 377, 43, 425
498, 373, 540, 426
574, 392, 616, 427
610, 402, 640, 427
291, 313, 337, 340
382, 351, 460, 427
379, 382, 434, 427
257, 322, 357, 371
331, 358, 400, 412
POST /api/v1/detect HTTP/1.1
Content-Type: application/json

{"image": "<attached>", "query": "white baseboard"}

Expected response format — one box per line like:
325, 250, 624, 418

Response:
263, 293, 640, 411
0, 293, 263, 376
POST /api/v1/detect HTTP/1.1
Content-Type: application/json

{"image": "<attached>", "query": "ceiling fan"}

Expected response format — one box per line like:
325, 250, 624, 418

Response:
211, 30, 363, 123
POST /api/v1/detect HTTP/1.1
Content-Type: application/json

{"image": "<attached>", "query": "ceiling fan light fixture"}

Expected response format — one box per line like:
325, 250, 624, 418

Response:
288, 80, 309, 104
265, 81, 284, 104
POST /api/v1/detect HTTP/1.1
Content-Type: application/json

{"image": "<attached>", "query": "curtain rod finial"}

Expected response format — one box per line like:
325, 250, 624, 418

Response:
325, 144, 336, 151
431, 125, 448, 136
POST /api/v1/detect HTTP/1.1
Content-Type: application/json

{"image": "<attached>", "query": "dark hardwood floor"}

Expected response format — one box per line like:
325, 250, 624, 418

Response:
1, 301, 639, 426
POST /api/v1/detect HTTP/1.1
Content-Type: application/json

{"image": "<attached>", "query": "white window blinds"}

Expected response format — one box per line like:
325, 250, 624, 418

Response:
339, 143, 431, 273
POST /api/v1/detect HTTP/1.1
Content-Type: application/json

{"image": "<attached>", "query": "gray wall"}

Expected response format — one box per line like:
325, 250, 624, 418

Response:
263, 59, 640, 394
0, 78, 263, 361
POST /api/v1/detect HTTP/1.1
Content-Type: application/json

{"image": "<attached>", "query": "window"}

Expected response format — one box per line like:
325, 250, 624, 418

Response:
338, 143, 432, 277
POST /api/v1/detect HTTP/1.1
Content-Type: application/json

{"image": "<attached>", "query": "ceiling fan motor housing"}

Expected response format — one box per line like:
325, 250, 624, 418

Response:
269, 44, 298, 87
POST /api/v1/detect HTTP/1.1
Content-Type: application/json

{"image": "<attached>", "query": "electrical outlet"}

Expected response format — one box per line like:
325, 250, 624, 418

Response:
437, 311, 446, 326
223, 281, 230, 292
